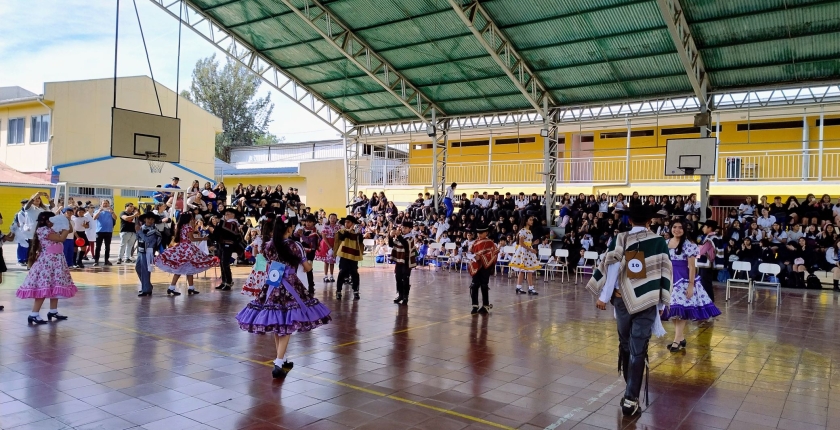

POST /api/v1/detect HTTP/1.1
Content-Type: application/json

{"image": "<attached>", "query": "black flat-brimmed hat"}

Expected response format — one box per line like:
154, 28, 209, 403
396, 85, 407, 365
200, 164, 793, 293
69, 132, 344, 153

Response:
138, 212, 162, 223
401, 221, 414, 228
303, 214, 317, 223
340, 215, 360, 225
474, 222, 490, 232
222, 207, 242, 217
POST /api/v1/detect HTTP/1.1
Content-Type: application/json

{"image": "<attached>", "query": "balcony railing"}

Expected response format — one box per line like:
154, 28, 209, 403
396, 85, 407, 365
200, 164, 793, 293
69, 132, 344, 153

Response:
357, 148, 840, 187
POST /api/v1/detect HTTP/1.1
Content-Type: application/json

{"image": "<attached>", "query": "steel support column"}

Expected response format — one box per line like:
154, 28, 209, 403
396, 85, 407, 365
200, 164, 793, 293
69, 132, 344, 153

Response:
431, 118, 451, 211
819, 106, 824, 180
699, 103, 711, 222
656, 0, 708, 106
543, 99, 558, 225
802, 112, 810, 181
277, 0, 442, 122
345, 130, 360, 211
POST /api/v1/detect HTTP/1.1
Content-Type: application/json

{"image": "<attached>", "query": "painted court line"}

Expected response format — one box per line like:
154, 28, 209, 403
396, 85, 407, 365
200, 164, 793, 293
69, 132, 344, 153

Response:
544, 378, 622, 430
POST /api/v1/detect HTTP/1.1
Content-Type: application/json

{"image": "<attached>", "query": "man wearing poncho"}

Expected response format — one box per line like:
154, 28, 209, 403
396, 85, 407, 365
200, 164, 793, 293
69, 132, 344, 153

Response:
586, 205, 672, 417
468, 222, 498, 315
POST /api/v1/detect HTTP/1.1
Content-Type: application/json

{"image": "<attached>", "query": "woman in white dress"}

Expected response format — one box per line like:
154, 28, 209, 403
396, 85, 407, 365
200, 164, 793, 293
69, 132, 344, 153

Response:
509, 216, 540, 295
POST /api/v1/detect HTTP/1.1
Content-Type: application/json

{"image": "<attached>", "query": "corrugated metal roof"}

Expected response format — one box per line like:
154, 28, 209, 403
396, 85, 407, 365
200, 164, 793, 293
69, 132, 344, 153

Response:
185, 0, 840, 125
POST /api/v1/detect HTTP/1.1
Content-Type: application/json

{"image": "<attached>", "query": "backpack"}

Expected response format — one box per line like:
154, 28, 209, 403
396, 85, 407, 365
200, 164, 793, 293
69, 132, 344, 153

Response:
806, 274, 823, 290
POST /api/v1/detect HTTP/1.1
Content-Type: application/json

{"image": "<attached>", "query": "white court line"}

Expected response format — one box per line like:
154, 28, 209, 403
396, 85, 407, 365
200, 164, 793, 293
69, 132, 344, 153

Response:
544, 378, 623, 430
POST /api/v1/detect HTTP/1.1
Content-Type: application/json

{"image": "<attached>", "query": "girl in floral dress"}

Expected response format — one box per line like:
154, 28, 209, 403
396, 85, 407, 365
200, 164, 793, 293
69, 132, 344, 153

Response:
315, 213, 339, 282
236, 217, 331, 379
241, 219, 274, 297
509, 216, 541, 295
661, 220, 721, 352
17, 212, 77, 324
155, 213, 218, 296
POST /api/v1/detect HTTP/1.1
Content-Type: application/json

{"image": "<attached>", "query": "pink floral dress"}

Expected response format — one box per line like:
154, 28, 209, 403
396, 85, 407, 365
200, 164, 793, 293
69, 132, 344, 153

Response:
315, 223, 339, 264
154, 225, 218, 275
241, 236, 266, 297
16, 227, 77, 299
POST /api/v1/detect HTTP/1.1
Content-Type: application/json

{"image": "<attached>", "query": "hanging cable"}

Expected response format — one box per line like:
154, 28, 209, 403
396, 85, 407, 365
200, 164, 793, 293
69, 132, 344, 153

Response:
132, 0, 163, 116
175, 0, 183, 118
113, 0, 120, 109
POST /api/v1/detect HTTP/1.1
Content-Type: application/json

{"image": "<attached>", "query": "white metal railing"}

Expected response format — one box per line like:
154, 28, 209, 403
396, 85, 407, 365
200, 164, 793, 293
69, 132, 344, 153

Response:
355, 148, 840, 186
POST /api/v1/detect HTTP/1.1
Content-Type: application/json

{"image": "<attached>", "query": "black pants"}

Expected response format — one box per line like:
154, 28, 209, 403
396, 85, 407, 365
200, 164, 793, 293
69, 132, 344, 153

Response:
700, 268, 716, 302
612, 296, 656, 400
75, 236, 89, 266
95, 232, 112, 263
470, 267, 492, 306
219, 244, 235, 285
336, 259, 359, 293
395, 264, 412, 299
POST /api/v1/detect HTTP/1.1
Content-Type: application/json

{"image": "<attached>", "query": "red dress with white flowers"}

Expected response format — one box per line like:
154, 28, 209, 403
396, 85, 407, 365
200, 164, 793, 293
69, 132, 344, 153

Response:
154, 225, 218, 275
315, 223, 339, 264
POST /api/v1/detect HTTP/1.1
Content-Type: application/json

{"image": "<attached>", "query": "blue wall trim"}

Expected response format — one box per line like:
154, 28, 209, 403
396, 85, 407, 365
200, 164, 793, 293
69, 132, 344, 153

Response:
50, 157, 215, 184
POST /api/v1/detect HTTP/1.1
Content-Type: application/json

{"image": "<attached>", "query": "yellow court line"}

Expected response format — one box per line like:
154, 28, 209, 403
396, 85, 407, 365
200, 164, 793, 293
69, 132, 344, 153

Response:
87, 318, 515, 430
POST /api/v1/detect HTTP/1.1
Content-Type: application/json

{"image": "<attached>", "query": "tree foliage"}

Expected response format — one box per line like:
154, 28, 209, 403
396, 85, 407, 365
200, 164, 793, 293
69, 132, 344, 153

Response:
181, 54, 276, 161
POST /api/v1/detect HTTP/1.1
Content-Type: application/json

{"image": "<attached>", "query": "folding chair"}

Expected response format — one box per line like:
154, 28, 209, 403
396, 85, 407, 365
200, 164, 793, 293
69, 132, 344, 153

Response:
546, 248, 569, 282
575, 251, 598, 284
726, 261, 754, 303
443, 242, 457, 271
754, 263, 781, 306
495, 246, 510, 275
427, 243, 443, 271
537, 248, 552, 279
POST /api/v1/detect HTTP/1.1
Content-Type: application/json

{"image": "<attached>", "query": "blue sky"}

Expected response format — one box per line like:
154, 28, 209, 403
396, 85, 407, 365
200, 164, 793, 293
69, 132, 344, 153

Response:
0, 0, 337, 142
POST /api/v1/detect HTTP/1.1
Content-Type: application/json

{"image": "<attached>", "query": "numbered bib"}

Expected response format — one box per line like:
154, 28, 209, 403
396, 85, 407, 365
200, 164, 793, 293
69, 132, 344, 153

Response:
625, 250, 646, 279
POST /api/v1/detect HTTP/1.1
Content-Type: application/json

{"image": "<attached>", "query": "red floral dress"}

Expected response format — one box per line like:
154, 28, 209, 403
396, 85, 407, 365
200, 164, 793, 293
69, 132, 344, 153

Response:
315, 223, 339, 264
154, 225, 218, 275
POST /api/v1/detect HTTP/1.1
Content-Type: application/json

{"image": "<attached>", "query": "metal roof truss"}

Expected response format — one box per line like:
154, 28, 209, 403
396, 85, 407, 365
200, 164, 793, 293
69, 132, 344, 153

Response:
655, 0, 708, 106
150, 0, 354, 135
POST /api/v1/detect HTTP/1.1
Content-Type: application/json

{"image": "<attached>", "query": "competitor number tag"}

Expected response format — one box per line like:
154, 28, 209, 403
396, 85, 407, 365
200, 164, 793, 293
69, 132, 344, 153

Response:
625, 250, 646, 279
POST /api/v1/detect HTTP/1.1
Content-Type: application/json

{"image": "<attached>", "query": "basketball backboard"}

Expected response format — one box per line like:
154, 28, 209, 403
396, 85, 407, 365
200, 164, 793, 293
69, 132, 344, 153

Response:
111, 107, 180, 163
664, 138, 716, 176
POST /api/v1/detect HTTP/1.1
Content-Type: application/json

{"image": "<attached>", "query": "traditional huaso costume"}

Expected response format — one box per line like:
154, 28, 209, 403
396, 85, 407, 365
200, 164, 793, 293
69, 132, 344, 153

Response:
468, 223, 498, 314
334, 216, 364, 300
389, 222, 417, 305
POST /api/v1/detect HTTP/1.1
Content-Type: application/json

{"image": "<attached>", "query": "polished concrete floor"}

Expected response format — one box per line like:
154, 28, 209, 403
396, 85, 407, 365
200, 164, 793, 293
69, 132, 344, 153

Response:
2, 254, 840, 430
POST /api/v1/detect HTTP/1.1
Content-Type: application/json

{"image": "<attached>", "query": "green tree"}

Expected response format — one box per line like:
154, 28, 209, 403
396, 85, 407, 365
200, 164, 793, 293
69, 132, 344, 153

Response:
181, 54, 275, 161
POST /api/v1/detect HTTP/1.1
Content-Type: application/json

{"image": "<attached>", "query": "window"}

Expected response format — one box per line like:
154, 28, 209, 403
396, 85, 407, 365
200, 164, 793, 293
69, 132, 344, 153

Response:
580, 135, 594, 143
736, 121, 802, 131
816, 118, 840, 127
495, 136, 536, 145
413, 144, 433, 150
599, 130, 655, 139
451, 139, 489, 148
7, 117, 25, 144
31, 115, 50, 143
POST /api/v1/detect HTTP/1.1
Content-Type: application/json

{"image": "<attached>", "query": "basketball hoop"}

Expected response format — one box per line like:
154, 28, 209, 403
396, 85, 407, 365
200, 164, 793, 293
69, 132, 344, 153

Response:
145, 151, 166, 173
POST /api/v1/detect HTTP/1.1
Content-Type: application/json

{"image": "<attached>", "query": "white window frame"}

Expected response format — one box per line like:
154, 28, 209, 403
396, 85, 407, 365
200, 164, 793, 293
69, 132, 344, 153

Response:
7, 117, 25, 145
30, 114, 50, 144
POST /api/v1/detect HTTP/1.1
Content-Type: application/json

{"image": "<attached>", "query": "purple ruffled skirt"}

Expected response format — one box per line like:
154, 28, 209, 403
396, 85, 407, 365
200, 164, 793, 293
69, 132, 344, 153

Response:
235, 277, 331, 335
661, 260, 721, 321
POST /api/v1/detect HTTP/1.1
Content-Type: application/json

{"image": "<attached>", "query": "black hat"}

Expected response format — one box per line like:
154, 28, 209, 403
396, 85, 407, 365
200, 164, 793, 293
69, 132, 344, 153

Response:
137, 212, 161, 223
474, 221, 490, 232
340, 215, 360, 225
171, 177, 180, 181
628, 205, 658, 221
222, 207, 242, 217
400, 221, 414, 229
20, 199, 28, 204
303, 214, 317, 223
701, 219, 719, 229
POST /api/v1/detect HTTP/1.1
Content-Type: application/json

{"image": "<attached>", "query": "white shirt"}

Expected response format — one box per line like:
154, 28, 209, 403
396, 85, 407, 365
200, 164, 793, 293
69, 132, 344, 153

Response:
423, 198, 433, 207
83, 213, 96, 240
757, 215, 776, 231
22, 206, 47, 240
515, 197, 528, 209
72, 215, 88, 234
445, 187, 455, 200
739, 203, 755, 216
50, 214, 70, 233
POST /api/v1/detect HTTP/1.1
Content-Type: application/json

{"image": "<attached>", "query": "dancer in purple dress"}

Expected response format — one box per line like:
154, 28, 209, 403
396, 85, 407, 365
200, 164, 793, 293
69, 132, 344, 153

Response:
17, 212, 77, 324
661, 220, 721, 352
236, 216, 331, 379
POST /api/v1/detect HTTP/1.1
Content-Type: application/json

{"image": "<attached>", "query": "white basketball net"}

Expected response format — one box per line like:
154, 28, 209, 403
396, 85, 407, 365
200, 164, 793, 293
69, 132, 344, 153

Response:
146, 153, 165, 173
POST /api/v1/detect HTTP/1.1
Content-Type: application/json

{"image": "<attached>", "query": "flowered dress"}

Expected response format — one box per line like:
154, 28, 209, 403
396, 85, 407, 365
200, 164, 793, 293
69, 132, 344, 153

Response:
509, 228, 541, 273
241, 236, 266, 296
661, 241, 721, 321
154, 225, 218, 275
315, 223, 339, 264
16, 227, 77, 299
236, 238, 332, 335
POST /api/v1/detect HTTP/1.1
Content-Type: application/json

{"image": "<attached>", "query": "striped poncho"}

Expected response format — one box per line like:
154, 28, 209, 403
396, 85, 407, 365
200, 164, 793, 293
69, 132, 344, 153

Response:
586, 230, 672, 314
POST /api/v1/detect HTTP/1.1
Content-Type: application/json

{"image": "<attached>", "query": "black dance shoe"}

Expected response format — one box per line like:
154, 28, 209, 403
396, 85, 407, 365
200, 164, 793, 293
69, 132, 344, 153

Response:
138, 292, 152, 297
27, 315, 47, 325
336, 292, 342, 300
0, 305, 4, 311
271, 361, 294, 379
166, 289, 182, 296
528, 289, 538, 295
667, 339, 686, 352
478, 304, 493, 314
471, 305, 479, 315
353, 292, 360, 300
394, 296, 403, 304
215, 284, 226, 290
620, 396, 641, 416
308, 287, 315, 296
515, 288, 525, 294
187, 289, 200, 295
46, 312, 68, 321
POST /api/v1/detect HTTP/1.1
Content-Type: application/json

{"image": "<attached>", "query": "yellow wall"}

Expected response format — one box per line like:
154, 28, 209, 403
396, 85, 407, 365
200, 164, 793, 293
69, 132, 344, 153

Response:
0, 186, 53, 226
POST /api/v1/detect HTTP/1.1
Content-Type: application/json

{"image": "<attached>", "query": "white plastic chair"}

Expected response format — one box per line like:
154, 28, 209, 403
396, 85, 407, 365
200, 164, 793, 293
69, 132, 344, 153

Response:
495, 246, 510, 275
362, 239, 375, 255
443, 242, 457, 271
545, 249, 569, 282
726, 261, 754, 303
537, 248, 552, 278
754, 263, 781, 306
427, 243, 443, 270
575, 251, 598, 284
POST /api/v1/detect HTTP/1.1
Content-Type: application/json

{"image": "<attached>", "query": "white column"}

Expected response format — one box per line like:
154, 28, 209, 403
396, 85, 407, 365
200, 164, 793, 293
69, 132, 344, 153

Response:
625, 118, 631, 185
543, 98, 551, 224
802, 112, 810, 181
430, 109, 439, 209
819, 106, 824, 181
487, 129, 492, 185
